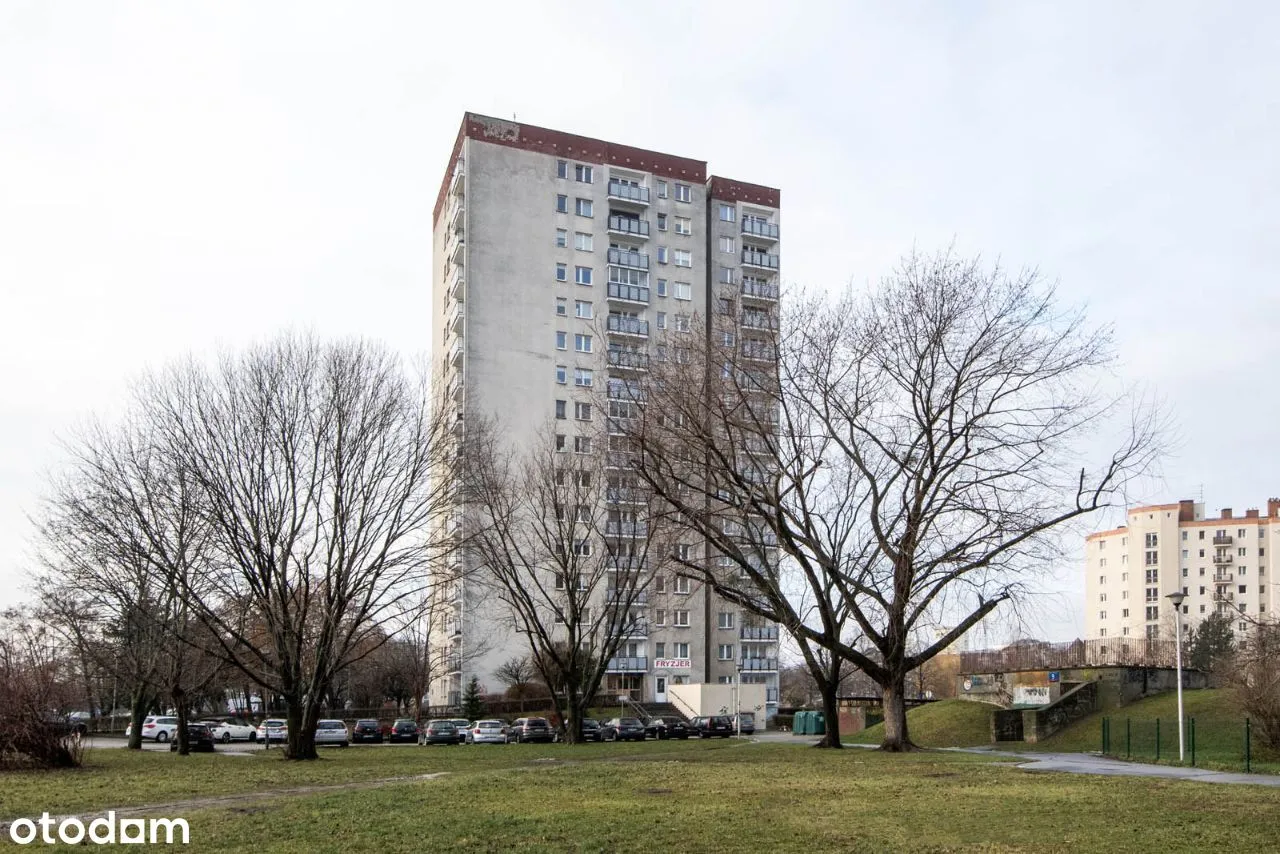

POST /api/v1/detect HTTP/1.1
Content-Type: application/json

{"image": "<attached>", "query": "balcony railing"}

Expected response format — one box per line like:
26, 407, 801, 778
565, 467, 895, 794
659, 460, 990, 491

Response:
605, 557, 647, 573
608, 247, 650, 269
605, 451, 637, 469
607, 180, 650, 205
605, 521, 649, 538
448, 159, 465, 197
1213, 574, 1235, 584
741, 279, 779, 301
741, 312, 778, 331
738, 658, 778, 672
607, 380, 646, 402
1213, 552, 1233, 564
606, 656, 649, 672
610, 620, 650, 638
606, 589, 649, 605
608, 282, 650, 304
608, 215, 650, 237
740, 625, 780, 641
606, 487, 647, 505
607, 349, 650, 371
741, 249, 779, 270
1213, 535, 1233, 546
741, 219, 779, 240
607, 316, 650, 337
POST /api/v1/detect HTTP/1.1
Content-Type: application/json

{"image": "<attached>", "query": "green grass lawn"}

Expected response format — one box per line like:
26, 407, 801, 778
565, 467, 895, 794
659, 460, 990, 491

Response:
5, 740, 1279, 852
848, 699, 996, 747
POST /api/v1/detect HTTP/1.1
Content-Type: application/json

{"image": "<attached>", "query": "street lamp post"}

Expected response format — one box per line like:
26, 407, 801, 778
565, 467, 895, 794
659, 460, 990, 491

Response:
1166, 590, 1187, 762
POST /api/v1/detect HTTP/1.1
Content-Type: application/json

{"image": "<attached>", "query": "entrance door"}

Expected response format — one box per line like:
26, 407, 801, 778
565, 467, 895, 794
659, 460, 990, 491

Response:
654, 676, 668, 703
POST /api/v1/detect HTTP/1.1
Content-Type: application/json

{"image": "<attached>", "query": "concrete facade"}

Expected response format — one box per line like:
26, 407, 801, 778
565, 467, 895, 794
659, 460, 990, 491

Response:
429, 114, 781, 714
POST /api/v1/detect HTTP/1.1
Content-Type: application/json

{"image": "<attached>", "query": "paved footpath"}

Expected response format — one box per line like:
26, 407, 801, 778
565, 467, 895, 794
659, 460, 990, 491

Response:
966, 748, 1280, 787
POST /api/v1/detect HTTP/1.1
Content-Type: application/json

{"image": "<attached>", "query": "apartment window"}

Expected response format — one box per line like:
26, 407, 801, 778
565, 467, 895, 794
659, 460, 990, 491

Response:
1200, 604, 1206, 613
1145, 533, 1158, 548
656, 213, 668, 231
654, 609, 666, 626
1181, 549, 1188, 559
1122, 608, 1129, 618
572, 540, 591, 556
1240, 622, 1248, 631
556, 263, 567, 282
575, 333, 593, 353
674, 281, 692, 301
1199, 567, 1205, 576
718, 612, 735, 630
1099, 610, 1106, 620
555, 331, 567, 350
1199, 549, 1205, 557
717, 297, 734, 316
720, 236, 735, 254
555, 434, 566, 452
655, 576, 666, 594
657, 180, 668, 198
574, 368, 593, 387
674, 183, 691, 202
574, 436, 591, 454
718, 644, 734, 660
674, 216, 692, 235
719, 204, 736, 222
556, 365, 567, 384
555, 400, 566, 419
1146, 606, 1159, 621
575, 300, 593, 318
1181, 531, 1187, 541
674, 576, 690, 594
1121, 590, 1128, 599
1240, 584, 1248, 594
1099, 593, 1107, 602
557, 160, 568, 179
717, 266, 734, 284
576, 198, 593, 217
657, 246, 669, 264
656, 312, 667, 330
1145, 586, 1158, 602
656, 278, 668, 297
673, 314, 691, 332
1099, 558, 1107, 568
674, 543, 691, 561
556, 228, 568, 248
674, 642, 690, 658
575, 164, 593, 183
1239, 528, 1247, 538
575, 266, 593, 285
556, 194, 568, 213
654, 642, 665, 657
1145, 551, 1158, 566
674, 610, 690, 627
1099, 628, 1107, 637
574, 402, 592, 421
556, 297, 568, 316
575, 232, 594, 251
722, 331, 735, 346
1238, 547, 1247, 557
673, 249, 692, 267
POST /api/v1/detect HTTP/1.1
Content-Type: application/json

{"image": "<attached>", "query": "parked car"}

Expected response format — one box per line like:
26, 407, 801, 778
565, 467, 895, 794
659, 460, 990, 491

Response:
168, 722, 216, 753
422, 720, 458, 745
507, 717, 554, 744
314, 719, 350, 747
601, 717, 646, 742
644, 716, 691, 740
689, 715, 734, 738
465, 720, 508, 745
734, 713, 756, 736
202, 719, 257, 743
126, 715, 179, 743
256, 719, 288, 743
387, 719, 420, 744
580, 718, 603, 742
351, 719, 383, 744
447, 718, 471, 744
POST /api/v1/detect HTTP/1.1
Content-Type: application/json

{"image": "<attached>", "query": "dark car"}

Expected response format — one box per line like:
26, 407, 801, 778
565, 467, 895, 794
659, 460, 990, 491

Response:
734, 713, 756, 736
690, 715, 734, 738
168, 723, 216, 753
351, 719, 383, 744
601, 717, 646, 742
507, 717, 553, 744
644, 716, 691, 740
387, 719, 420, 744
423, 720, 458, 745
580, 718, 603, 742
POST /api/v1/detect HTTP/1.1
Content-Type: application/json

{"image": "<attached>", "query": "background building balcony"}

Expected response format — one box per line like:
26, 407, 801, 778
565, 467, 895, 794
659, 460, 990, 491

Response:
1213, 552, 1233, 564
1213, 535, 1234, 546
608, 282, 650, 304
607, 180, 650, 206
740, 625, 780, 641
606, 656, 648, 672
608, 247, 650, 269
741, 218, 779, 241
741, 279, 779, 302
738, 658, 778, 672
741, 249, 779, 270
605, 520, 649, 538
606, 316, 650, 338
607, 349, 650, 372
608, 215, 650, 238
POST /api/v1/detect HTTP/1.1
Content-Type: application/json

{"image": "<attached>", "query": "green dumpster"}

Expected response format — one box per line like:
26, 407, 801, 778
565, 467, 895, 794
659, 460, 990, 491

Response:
793, 711, 807, 735
812, 712, 826, 736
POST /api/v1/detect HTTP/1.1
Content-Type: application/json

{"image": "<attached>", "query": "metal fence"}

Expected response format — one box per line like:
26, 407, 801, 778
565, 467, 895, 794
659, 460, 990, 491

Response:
1101, 716, 1268, 773
960, 638, 1179, 673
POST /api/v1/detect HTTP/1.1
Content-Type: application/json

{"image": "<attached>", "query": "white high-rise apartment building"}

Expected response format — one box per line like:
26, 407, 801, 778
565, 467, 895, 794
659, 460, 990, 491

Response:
429, 114, 782, 713
1084, 498, 1280, 643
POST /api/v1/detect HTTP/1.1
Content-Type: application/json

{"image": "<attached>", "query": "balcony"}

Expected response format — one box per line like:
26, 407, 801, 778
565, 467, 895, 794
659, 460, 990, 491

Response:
608, 282, 650, 305
741, 312, 778, 331
446, 656, 462, 673
609, 620, 650, 638
447, 232, 465, 266
448, 338, 464, 367
605, 520, 649, 538
447, 199, 465, 234
606, 656, 649, 673
606, 316, 650, 338
1213, 552, 1233, 565
605, 589, 649, 606
607, 348, 650, 372
607, 180, 650, 207
741, 249, 779, 270
741, 279, 779, 303
448, 301, 464, 335
606, 486, 647, 505
606, 415, 637, 436
738, 658, 778, 672
605, 451, 637, 470
1214, 573, 1235, 584
448, 159, 465, 198
607, 380, 646, 402
740, 343, 776, 363
450, 408, 464, 435
608, 247, 650, 270
447, 266, 464, 302
605, 557, 647, 573
1217, 591, 1236, 603
741, 218, 779, 242
1213, 535, 1233, 546
740, 625, 780, 641
608, 215, 650, 239
447, 373, 463, 401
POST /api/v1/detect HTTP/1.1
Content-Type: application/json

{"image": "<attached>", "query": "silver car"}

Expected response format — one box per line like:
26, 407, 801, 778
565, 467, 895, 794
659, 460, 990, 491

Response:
465, 719, 508, 744
314, 719, 349, 747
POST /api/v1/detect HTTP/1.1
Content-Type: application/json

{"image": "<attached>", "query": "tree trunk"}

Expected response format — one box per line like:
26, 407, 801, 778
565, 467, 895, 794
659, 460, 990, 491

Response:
127, 691, 149, 750
879, 674, 914, 751
283, 698, 319, 760
816, 680, 843, 748
174, 689, 190, 755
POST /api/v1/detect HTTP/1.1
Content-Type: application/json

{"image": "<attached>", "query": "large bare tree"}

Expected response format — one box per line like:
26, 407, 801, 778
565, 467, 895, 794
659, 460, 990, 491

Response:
625, 251, 1164, 750
461, 420, 667, 743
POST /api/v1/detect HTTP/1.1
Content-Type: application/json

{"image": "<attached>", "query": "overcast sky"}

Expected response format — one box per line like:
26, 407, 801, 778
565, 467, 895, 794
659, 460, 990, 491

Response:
2, 1, 1277, 641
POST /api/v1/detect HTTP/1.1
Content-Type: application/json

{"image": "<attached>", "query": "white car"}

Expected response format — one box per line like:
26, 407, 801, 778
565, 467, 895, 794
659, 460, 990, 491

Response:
202, 719, 258, 743
125, 716, 179, 743
465, 720, 508, 744
314, 719, 349, 747
256, 719, 288, 743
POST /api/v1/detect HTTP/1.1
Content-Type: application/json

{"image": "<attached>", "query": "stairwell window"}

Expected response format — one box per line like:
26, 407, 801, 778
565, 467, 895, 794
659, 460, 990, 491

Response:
576, 198, 593, 217
674, 216, 692, 235
574, 368, 594, 387
717, 612, 734, 629
674, 610, 690, 627
674, 183, 691, 202
718, 644, 734, 660
674, 282, 692, 301
556, 228, 568, 247
575, 164, 593, 183
673, 249, 692, 268
556, 194, 568, 213
674, 642, 690, 657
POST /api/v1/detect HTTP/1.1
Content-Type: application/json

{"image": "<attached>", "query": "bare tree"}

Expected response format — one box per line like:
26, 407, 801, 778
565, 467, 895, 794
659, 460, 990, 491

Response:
626, 251, 1164, 750
0, 608, 84, 769
1227, 617, 1280, 753
494, 656, 538, 702
461, 421, 666, 743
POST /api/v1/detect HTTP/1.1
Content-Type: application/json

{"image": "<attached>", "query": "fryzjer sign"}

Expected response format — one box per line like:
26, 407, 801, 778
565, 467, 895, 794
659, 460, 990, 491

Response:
653, 658, 691, 670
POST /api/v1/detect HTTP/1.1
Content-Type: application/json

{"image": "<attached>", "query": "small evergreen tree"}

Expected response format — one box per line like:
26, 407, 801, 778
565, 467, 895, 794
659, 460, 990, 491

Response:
461, 676, 485, 721
1189, 611, 1235, 673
